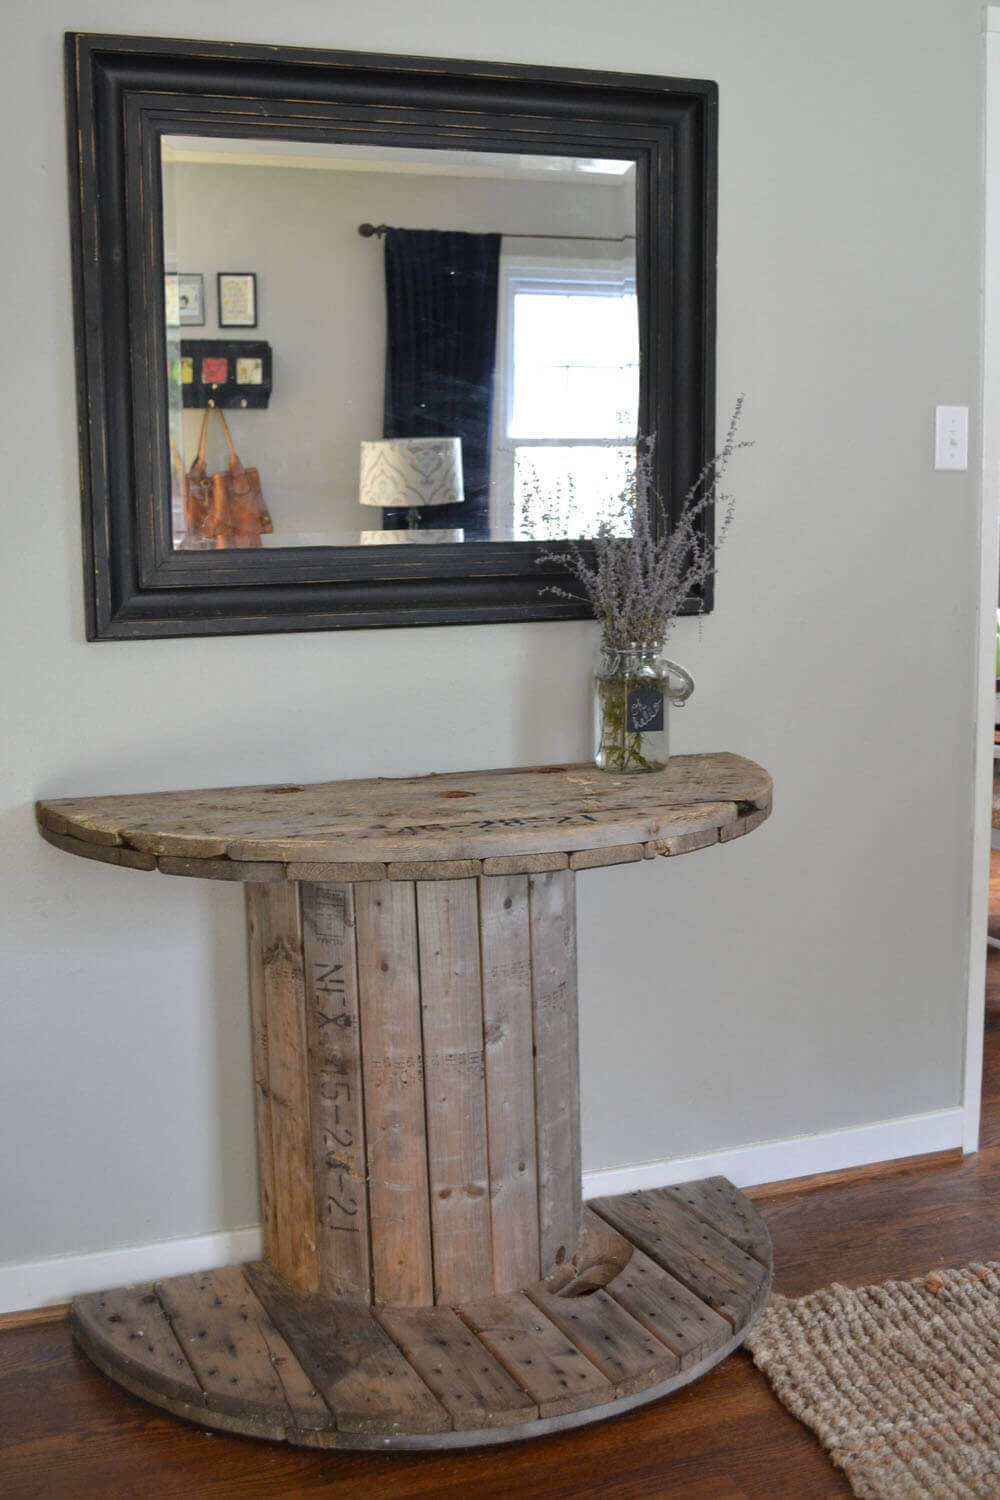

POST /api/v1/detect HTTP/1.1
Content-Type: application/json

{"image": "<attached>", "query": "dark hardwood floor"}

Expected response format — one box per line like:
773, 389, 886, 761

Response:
5, 890, 1000, 1499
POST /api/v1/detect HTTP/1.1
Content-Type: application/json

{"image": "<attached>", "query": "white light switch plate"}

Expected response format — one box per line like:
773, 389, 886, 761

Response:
935, 405, 969, 470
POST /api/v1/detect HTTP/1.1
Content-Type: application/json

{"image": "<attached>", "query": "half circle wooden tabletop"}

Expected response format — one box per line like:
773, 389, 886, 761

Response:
35, 751, 772, 883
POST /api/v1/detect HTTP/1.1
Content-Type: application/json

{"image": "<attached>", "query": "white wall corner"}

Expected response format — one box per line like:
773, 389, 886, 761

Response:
967, 16, 1000, 1152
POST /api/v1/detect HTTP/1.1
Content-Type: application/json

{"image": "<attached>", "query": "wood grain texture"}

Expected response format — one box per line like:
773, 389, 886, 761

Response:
286, 862, 387, 883
60, 1171, 771, 1453
71, 1286, 200, 1410
254, 885, 320, 1292
568, 843, 644, 870
590, 1189, 768, 1329
603, 1246, 731, 1370
525, 1284, 677, 1397
0, 1302, 69, 1332
301, 884, 370, 1301
664, 1177, 772, 1268
623, 1194, 768, 1314
0, 1294, 834, 1493
742, 1147, 963, 1202
415, 881, 493, 1304
530, 870, 581, 1278
38, 825, 156, 869
551, 1207, 637, 1296
245, 1262, 448, 1436
154, 1267, 330, 1430
355, 882, 433, 1306
479, 875, 540, 1291
245, 887, 277, 1267
482, 852, 569, 875
458, 1290, 613, 1418
376, 1305, 537, 1429
36, 754, 772, 879
159, 855, 284, 881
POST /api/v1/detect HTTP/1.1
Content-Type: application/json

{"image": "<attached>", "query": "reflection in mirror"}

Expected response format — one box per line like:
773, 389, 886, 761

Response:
161, 137, 637, 551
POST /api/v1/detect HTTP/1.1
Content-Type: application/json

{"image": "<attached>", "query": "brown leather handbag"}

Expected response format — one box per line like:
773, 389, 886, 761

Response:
183, 408, 213, 543
185, 407, 273, 549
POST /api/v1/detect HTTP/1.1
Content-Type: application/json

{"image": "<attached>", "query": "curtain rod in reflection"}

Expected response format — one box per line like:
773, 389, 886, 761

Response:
357, 222, 635, 243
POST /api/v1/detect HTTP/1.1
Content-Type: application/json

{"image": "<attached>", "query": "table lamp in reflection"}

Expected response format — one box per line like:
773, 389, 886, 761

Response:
359, 437, 464, 544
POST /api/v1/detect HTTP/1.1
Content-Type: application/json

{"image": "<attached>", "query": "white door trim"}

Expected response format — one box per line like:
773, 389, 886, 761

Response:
964, 9, 1000, 1152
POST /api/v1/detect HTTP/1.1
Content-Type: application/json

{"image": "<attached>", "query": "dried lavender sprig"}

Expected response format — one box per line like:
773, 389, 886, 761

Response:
535, 397, 749, 647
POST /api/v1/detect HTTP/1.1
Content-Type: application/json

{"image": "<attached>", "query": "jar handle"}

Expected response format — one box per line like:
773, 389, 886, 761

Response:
663, 659, 695, 707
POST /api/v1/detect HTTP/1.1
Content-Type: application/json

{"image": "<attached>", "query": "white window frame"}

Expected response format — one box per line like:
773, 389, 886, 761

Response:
490, 258, 638, 539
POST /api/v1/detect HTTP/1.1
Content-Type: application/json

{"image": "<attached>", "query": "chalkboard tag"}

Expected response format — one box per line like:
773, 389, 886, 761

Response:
627, 687, 664, 733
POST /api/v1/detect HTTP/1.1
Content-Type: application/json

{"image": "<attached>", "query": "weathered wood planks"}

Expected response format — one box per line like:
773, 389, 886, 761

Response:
416, 880, 493, 1304
590, 1189, 771, 1328
249, 885, 320, 1293
72, 1285, 201, 1410
530, 870, 581, 1277
70, 1175, 771, 1449
459, 1290, 613, 1418
663, 1176, 773, 1269
245, 1261, 448, 1436
301, 884, 371, 1301
525, 1284, 677, 1397
603, 1245, 732, 1369
355, 881, 435, 1306
243, 872, 587, 1308
376, 1305, 537, 1429
38, 825, 157, 869
245, 887, 278, 1268
36, 754, 772, 880
52, 752, 776, 1447
479, 875, 540, 1291
154, 1266, 330, 1430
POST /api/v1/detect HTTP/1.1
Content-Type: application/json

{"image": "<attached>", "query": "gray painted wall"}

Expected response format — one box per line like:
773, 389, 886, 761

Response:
0, 0, 985, 1277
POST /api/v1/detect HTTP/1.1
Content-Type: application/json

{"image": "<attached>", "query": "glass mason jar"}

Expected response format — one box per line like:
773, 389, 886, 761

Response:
593, 641, 695, 774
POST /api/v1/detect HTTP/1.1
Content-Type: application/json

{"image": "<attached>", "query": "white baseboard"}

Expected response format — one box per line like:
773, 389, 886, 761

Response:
0, 1106, 965, 1316
0, 1224, 263, 1317
580, 1106, 965, 1200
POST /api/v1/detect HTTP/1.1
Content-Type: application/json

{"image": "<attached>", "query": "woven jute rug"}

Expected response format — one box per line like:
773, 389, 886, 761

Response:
745, 1264, 1000, 1499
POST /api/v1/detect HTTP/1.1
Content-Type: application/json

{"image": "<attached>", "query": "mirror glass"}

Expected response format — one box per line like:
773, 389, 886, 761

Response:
161, 136, 638, 551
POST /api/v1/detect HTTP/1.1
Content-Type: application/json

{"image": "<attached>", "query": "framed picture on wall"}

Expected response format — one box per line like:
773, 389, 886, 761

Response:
218, 272, 257, 327
177, 273, 204, 325
163, 273, 180, 327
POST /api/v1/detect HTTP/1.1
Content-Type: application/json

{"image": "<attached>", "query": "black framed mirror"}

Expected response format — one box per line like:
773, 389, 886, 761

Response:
66, 33, 717, 638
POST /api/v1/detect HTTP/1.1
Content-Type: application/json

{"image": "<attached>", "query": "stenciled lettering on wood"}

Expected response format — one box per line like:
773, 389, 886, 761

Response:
302, 883, 370, 1300
364, 1051, 485, 1087
534, 979, 569, 1016
356, 882, 434, 1306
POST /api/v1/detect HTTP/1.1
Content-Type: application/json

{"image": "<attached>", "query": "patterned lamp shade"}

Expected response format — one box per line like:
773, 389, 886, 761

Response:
359, 437, 464, 512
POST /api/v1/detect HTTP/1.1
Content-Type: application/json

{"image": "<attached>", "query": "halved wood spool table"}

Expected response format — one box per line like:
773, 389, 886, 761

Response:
37, 752, 773, 1449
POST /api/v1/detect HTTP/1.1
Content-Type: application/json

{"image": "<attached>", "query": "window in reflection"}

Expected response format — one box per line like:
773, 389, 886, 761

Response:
493, 264, 638, 540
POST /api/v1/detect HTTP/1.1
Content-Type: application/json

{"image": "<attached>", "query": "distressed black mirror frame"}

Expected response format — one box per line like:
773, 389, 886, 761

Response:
66, 33, 717, 639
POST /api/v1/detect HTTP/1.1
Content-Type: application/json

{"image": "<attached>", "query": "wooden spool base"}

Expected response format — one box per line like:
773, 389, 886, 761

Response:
71, 1180, 772, 1450
43, 761, 775, 1449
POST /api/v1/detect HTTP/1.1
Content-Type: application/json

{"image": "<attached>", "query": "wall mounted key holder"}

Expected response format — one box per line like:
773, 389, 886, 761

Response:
178, 340, 272, 410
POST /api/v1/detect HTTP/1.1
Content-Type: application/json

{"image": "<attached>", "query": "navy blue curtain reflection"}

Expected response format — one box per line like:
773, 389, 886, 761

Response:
383, 229, 501, 538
